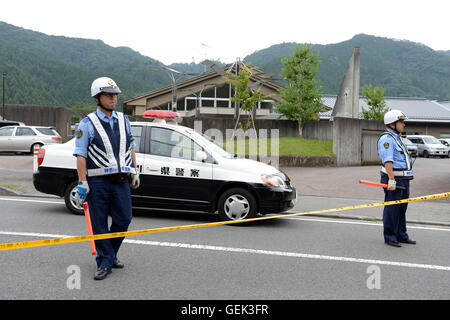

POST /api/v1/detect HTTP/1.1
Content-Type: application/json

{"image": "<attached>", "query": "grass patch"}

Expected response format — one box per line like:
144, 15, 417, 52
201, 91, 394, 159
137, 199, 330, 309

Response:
223, 137, 334, 156
1, 184, 20, 191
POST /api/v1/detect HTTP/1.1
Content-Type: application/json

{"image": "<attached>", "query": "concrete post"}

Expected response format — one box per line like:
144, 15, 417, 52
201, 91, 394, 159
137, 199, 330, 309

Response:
331, 46, 361, 120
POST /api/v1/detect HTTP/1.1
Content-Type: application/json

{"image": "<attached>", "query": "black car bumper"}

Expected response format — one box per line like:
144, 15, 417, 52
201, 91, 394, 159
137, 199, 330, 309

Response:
33, 167, 77, 197
253, 184, 297, 214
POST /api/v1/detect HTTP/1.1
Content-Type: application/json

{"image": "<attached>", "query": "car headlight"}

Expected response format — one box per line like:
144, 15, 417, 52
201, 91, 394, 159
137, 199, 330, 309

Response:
261, 174, 287, 188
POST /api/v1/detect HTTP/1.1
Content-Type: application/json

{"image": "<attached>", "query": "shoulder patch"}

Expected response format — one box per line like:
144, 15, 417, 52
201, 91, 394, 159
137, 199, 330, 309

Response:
76, 129, 83, 139
384, 142, 390, 149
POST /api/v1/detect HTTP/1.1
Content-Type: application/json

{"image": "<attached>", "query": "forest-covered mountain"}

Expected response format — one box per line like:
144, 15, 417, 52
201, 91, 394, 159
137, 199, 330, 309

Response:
242, 34, 450, 100
1, 21, 450, 108
0, 21, 168, 108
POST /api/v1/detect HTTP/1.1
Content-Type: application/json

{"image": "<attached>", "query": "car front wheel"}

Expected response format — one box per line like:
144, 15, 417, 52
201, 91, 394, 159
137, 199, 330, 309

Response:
218, 188, 257, 222
64, 180, 84, 215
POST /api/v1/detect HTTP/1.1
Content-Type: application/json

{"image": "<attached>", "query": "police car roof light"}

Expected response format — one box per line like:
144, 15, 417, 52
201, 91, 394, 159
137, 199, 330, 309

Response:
143, 110, 182, 119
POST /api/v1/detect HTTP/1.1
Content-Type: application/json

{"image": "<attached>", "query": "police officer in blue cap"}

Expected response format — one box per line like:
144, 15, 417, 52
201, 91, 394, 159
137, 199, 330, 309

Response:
378, 110, 416, 248
74, 77, 140, 280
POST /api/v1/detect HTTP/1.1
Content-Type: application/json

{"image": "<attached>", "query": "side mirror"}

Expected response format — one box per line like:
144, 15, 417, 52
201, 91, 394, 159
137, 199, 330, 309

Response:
194, 150, 208, 162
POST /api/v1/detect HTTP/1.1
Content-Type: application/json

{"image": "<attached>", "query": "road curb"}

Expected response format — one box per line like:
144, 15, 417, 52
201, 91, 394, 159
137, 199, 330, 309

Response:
0, 186, 20, 196
0, 187, 59, 199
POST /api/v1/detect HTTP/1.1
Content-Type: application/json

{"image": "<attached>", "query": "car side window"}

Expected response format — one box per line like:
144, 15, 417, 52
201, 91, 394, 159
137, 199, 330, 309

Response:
16, 127, 36, 136
150, 127, 202, 160
0, 127, 14, 136
35, 128, 57, 135
130, 126, 143, 153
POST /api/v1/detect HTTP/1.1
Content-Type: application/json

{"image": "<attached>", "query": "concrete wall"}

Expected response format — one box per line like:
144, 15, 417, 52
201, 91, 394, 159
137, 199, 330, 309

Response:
332, 117, 385, 166
302, 120, 333, 140
2, 104, 72, 141
279, 155, 336, 167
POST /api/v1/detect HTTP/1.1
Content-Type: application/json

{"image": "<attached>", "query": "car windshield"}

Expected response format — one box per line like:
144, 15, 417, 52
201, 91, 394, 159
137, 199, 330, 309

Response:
36, 127, 57, 135
423, 137, 441, 144
186, 129, 234, 159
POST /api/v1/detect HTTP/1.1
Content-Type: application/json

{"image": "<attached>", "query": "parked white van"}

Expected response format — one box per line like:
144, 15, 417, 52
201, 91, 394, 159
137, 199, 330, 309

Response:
406, 135, 449, 158
33, 112, 297, 221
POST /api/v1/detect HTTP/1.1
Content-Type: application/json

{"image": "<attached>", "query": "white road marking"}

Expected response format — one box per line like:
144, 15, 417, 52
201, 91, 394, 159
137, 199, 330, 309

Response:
1, 230, 449, 271
0, 197, 63, 204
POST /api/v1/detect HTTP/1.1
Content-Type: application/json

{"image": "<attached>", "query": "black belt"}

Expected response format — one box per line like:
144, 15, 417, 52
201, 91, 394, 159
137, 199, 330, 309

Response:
106, 173, 130, 184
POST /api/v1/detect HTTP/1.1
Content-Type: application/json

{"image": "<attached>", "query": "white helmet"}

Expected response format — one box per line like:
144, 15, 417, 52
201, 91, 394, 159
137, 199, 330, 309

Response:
384, 109, 407, 125
91, 77, 121, 97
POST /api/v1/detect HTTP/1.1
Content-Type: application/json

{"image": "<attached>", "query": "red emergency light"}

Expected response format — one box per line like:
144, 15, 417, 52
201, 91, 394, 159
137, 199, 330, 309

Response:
142, 110, 181, 119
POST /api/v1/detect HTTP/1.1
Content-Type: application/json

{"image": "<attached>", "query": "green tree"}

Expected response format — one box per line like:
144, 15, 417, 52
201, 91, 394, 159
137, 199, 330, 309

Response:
71, 104, 97, 125
360, 84, 390, 121
223, 63, 270, 135
274, 44, 324, 137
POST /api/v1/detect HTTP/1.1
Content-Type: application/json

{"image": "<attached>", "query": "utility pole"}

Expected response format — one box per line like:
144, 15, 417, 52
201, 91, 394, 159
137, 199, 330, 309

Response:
2, 72, 5, 120
234, 58, 240, 120
151, 67, 198, 112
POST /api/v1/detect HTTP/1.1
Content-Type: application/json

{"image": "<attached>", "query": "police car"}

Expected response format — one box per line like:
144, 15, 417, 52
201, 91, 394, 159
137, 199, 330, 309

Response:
33, 111, 297, 221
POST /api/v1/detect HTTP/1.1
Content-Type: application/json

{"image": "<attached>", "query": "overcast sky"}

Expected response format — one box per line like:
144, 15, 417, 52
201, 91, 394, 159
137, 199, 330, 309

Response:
1, 0, 449, 65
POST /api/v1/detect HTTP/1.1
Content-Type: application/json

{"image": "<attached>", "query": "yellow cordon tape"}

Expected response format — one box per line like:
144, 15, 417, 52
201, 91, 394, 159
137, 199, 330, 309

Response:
1, 192, 449, 252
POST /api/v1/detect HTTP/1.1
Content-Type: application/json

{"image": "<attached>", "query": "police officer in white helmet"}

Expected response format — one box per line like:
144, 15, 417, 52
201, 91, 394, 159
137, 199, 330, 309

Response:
377, 110, 416, 247
73, 77, 140, 280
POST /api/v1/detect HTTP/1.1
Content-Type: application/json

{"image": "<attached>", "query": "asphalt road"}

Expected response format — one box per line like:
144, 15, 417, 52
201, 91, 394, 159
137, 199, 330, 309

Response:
0, 197, 449, 300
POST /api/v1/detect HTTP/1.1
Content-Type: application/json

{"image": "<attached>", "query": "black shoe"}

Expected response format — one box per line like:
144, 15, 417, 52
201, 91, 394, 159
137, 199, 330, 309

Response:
399, 239, 416, 244
94, 268, 112, 280
113, 259, 124, 269
385, 241, 402, 248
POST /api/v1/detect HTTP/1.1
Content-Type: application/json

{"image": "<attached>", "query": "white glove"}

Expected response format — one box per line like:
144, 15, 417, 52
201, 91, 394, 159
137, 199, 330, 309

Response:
76, 180, 89, 206
387, 179, 396, 191
130, 173, 140, 190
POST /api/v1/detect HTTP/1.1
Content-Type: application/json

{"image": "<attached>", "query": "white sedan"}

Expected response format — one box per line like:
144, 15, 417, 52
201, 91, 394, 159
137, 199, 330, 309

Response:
0, 126, 62, 153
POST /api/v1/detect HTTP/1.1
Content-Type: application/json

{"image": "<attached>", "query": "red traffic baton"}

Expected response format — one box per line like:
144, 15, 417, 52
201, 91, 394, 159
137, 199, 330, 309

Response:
83, 202, 97, 256
359, 180, 405, 190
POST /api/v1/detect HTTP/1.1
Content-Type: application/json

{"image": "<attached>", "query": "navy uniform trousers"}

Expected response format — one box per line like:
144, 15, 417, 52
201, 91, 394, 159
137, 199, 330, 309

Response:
87, 175, 132, 269
380, 173, 410, 243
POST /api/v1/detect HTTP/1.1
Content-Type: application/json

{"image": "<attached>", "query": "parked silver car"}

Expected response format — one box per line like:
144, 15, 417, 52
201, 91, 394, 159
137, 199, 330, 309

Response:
401, 137, 418, 157
0, 126, 62, 153
439, 138, 450, 158
406, 135, 449, 158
